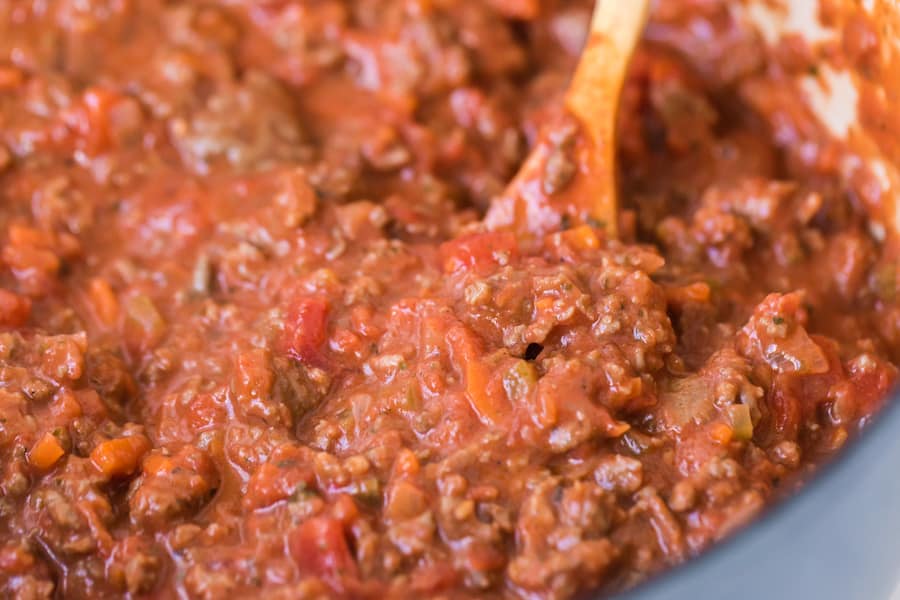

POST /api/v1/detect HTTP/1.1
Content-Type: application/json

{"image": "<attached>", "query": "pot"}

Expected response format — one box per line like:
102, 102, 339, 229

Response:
619, 393, 900, 599
612, 1, 900, 598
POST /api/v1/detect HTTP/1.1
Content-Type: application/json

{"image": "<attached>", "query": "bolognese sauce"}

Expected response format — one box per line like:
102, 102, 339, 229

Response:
0, 1, 897, 599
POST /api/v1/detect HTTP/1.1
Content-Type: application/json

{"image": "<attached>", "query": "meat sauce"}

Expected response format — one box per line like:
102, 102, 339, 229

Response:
0, 1, 898, 599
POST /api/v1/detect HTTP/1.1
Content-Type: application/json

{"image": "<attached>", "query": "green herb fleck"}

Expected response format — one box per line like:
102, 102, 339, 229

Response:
586, 216, 606, 229
289, 482, 319, 502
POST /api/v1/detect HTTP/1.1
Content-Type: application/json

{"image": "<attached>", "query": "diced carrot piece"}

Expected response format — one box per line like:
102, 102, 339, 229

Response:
7, 224, 54, 248
384, 480, 428, 521
88, 278, 119, 326
665, 282, 711, 308
1, 241, 60, 296
392, 448, 420, 479
90, 435, 151, 478
331, 493, 360, 526
29, 432, 66, 470
535, 297, 555, 312
446, 324, 508, 426
141, 453, 175, 477
709, 422, 733, 445
2, 244, 60, 276
0, 66, 24, 90
560, 225, 601, 251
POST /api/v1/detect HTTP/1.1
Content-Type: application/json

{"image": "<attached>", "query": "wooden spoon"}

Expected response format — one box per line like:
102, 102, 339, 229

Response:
485, 0, 651, 240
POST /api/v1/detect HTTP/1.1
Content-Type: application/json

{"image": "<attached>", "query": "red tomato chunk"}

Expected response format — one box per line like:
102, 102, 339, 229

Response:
0, 2, 896, 600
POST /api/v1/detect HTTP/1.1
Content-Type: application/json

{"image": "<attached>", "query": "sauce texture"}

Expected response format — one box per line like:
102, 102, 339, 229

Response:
0, 1, 898, 599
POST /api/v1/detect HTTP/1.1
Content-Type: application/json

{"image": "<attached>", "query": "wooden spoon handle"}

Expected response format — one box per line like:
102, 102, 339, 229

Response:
565, 0, 650, 237
485, 0, 650, 240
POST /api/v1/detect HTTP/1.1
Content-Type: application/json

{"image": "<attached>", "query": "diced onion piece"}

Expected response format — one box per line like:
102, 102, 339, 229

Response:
770, 328, 830, 375
124, 294, 166, 349
728, 404, 754, 441
502, 360, 538, 403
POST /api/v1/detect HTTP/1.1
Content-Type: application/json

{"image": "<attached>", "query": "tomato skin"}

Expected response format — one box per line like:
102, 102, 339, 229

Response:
440, 232, 519, 275
283, 296, 330, 365
288, 517, 358, 581
769, 384, 802, 441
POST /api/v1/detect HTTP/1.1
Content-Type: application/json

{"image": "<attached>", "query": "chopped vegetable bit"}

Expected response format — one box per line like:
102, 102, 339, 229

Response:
728, 404, 754, 441
28, 432, 66, 470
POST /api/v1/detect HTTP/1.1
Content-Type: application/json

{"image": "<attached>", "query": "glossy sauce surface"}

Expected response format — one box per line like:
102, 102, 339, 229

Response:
0, 1, 897, 599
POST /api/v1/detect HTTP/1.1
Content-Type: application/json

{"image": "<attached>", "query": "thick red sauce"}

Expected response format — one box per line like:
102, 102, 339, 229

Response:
0, 1, 898, 599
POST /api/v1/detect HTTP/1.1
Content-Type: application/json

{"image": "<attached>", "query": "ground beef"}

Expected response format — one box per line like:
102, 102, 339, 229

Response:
0, 1, 897, 599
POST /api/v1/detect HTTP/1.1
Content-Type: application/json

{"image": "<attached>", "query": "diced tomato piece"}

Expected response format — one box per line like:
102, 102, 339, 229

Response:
62, 87, 138, 155
74, 389, 110, 420
244, 460, 315, 510
767, 379, 803, 442
49, 389, 83, 423
232, 348, 274, 404
848, 354, 898, 418
440, 232, 518, 275
283, 296, 330, 365
0, 544, 34, 575
244, 444, 316, 510
765, 337, 847, 441
288, 517, 358, 581
184, 392, 227, 432
0, 288, 31, 327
